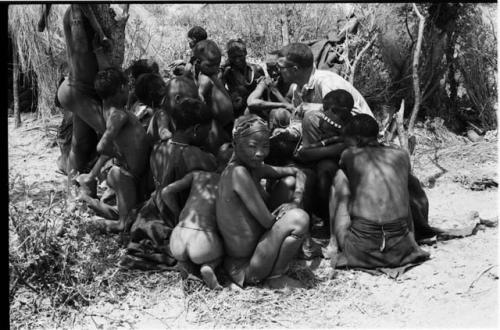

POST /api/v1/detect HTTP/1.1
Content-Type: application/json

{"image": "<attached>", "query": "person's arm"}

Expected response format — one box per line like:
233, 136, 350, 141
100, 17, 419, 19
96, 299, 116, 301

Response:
295, 142, 348, 163
307, 136, 344, 148
156, 111, 172, 141
96, 110, 127, 156
197, 73, 212, 103
37, 4, 51, 32
93, 36, 112, 70
160, 172, 194, 220
331, 169, 351, 248
209, 74, 234, 127
80, 5, 109, 44
75, 154, 111, 188
256, 165, 306, 206
247, 80, 293, 113
232, 166, 275, 229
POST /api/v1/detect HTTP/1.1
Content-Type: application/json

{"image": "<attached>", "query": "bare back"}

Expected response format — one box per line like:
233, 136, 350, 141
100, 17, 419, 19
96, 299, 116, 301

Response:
216, 163, 265, 257
63, 5, 98, 86
341, 146, 410, 223
179, 171, 220, 229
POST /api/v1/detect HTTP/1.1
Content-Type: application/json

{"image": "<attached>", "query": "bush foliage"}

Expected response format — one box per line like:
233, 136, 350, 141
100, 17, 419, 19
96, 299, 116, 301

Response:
8, 3, 497, 129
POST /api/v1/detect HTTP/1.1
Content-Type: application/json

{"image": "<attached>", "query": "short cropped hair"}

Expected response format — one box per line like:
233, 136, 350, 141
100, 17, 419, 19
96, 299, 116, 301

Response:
164, 76, 199, 107
192, 39, 222, 61
227, 38, 247, 57
323, 89, 354, 123
94, 68, 128, 100
125, 59, 159, 80
170, 98, 212, 130
134, 73, 166, 107
187, 26, 208, 42
280, 43, 314, 69
344, 114, 379, 139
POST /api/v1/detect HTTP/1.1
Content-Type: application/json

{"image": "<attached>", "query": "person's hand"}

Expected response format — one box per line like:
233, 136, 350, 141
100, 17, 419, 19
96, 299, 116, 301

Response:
272, 202, 299, 222
284, 103, 295, 112
270, 127, 287, 139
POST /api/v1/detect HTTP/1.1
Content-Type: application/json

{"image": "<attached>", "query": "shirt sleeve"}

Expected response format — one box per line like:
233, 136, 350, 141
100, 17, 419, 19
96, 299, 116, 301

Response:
301, 110, 322, 147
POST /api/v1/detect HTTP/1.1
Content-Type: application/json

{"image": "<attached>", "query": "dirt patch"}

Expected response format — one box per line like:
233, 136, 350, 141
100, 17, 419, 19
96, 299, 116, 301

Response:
9, 114, 498, 328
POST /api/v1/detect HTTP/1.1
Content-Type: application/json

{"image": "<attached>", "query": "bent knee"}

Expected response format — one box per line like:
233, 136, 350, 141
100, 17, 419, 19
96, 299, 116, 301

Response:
106, 166, 122, 187
286, 208, 309, 234
280, 176, 296, 189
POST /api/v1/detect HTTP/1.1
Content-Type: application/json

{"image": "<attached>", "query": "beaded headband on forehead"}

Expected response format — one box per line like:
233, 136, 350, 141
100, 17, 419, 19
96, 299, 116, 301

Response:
232, 115, 270, 141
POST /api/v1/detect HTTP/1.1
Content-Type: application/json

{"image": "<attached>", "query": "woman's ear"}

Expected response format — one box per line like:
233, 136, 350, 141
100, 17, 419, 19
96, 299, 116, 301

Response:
174, 94, 181, 104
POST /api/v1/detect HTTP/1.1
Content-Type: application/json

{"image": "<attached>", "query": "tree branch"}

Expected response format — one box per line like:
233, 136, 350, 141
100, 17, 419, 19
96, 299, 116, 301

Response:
395, 99, 409, 153
408, 3, 425, 135
349, 33, 377, 84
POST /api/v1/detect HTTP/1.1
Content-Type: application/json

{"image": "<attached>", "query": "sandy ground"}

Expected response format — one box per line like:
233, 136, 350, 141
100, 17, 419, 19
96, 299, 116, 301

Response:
8, 114, 499, 328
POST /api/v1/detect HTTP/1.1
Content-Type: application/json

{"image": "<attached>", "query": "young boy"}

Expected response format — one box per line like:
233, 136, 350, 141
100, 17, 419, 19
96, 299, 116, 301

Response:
182, 26, 209, 78
295, 89, 354, 237
162, 170, 223, 290
222, 39, 265, 117
216, 114, 310, 289
191, 39, 234, 154
328, 114, 430, 268
78, 68, 152, 233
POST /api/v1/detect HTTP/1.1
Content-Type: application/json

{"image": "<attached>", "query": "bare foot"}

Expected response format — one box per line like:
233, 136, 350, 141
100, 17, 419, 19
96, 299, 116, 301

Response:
200, 265, 222, 290
225, 282, 244, 291
264, 275, 305, 289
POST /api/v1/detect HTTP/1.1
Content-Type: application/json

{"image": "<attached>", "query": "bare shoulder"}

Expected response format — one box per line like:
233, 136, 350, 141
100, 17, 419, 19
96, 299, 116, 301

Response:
198, 73, 213, 85
232, 165, 251, 179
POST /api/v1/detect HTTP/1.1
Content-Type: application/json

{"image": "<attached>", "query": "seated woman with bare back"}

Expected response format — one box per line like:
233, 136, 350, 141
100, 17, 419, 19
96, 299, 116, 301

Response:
78, 68, 152, 233
328, 114, 430, 269
216, 114, 310, 289
162, 170, 223, 289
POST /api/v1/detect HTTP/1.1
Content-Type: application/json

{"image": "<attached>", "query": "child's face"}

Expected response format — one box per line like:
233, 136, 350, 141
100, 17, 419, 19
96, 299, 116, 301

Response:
229, 53, 246, 71
188, 37, 197, 49
234, 131, 270, 169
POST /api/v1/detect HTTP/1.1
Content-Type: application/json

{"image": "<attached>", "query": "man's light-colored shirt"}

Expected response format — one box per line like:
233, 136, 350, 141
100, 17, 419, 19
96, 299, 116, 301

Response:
293, 68, 374, 117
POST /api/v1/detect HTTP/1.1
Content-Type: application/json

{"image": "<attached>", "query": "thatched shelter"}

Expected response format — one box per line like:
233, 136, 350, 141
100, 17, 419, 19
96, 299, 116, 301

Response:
8, 4, 68, 118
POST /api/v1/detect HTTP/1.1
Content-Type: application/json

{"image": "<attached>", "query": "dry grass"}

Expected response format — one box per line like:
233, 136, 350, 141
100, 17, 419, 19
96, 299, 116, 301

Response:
8, 5, 68, 119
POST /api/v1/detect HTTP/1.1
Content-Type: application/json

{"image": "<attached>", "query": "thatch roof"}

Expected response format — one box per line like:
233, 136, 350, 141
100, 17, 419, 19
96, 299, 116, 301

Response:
8, 4, 68, 117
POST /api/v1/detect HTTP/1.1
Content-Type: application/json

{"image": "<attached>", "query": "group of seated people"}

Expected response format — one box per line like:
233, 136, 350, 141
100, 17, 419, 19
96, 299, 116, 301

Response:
75, 26, 432, 290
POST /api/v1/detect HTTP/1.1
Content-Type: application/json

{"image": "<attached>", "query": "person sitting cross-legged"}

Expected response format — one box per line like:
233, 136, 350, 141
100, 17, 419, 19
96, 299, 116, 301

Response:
327, 114, 430, 269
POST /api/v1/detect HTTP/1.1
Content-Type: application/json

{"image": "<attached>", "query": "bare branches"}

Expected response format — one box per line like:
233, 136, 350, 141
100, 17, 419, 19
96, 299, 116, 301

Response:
408, 3, 425, 135
349, 33, 377, 84
395, 99, 409, 153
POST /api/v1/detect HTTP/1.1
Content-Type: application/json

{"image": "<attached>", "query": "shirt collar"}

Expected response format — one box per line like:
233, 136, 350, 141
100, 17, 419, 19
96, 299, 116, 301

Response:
302, 67, 317, 91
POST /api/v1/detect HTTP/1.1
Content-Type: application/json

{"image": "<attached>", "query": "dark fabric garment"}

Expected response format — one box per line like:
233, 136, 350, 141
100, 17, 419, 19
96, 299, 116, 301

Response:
123, 193, 177, 268
337, 216, 430, 269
